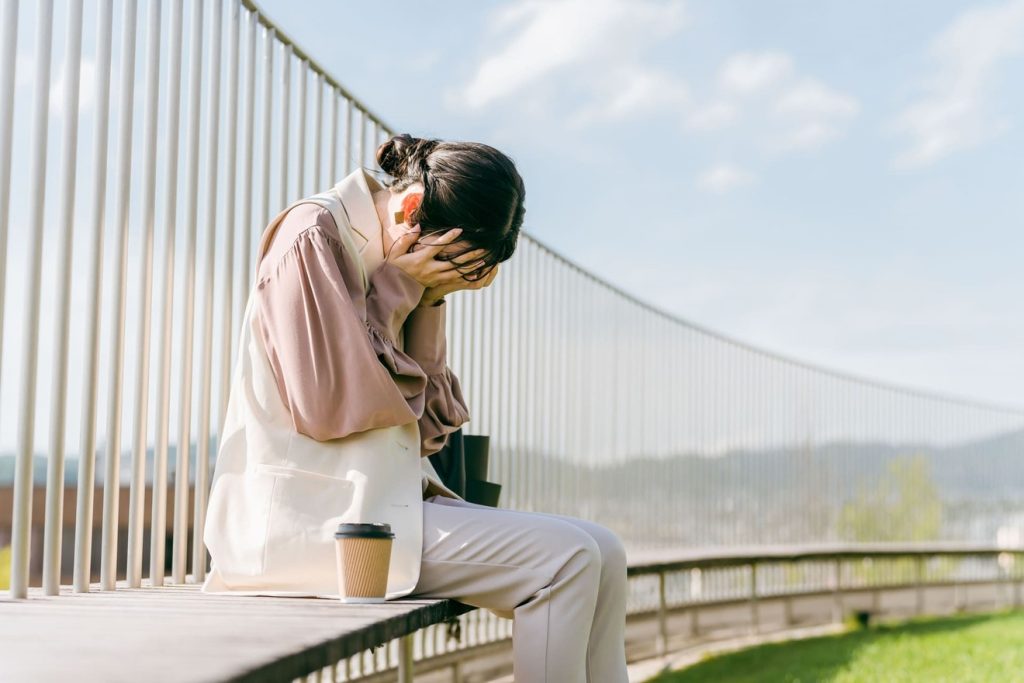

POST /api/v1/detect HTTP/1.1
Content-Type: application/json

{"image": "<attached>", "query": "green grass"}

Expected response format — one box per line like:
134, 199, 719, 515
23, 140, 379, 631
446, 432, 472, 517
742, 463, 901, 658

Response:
648, 610, 1024, 683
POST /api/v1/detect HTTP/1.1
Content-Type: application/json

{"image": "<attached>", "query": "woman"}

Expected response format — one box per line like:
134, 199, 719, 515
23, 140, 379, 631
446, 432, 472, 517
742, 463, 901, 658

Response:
202, 134, 628, 682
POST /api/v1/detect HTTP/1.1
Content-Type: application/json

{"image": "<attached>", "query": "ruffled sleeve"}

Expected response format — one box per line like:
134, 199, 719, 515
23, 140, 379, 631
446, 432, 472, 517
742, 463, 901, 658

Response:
255, 219, 434, 442
402, 299, 472, 457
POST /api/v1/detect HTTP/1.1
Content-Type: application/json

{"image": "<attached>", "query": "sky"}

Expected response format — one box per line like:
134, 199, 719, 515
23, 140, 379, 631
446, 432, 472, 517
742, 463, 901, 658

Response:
0, 0, 1022, 456
254, 0, 1024, 409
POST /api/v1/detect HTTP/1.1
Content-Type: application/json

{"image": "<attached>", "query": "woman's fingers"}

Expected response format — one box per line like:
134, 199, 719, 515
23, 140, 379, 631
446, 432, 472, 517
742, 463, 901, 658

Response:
459, 262, 499, 289
417, 227, 464, 257
390, 227, 422, 256
476, 263, 499, 287
448, 247, 487, 265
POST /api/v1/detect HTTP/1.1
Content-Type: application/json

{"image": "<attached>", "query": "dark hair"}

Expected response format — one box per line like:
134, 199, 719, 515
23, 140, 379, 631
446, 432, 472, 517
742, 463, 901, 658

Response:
375, 133, 524, 282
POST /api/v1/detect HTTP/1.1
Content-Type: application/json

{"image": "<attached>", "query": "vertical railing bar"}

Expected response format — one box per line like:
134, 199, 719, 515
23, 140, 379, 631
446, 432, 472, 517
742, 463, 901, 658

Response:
126, 0, 162, 589
511, 249, 524, 509
512, 248, 524, 507
358, 106, 367, 168
467, 265, 479, 437
328, 90, 338, 183
217, 0, 241, 427
530, 245, 541, 511
656, 570, 667, 657
313, 73, 323, 190
581, 270, 589, 516
277, 42, 291, 211
236, 7, 258, 341
496, 250, 509, 504
513, 245, 525, 508
536, 244, 544, 507
470, 259, 485, 434
149, 0, 184, 590
487, 254, 498, 475
258, 26, 274, 228
193, 0, 224, 584
544, 253, 554, 511
580, 271, 592, 519
568, 267, 578, 509
576, 268, 586, 514
549, 261, 559, 513
344, 99, 353, 175
99, 0, 138, 592
173, 0, 206, 585
0, 0, 20, 385
9, 0, 53, 605
73, 0, 114, 594
558, 262, 569, 513
41, 0, 84, 596
295, 59, 306, 196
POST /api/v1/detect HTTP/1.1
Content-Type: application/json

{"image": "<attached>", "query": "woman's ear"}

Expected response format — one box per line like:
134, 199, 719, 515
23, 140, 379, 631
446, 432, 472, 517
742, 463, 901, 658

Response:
399, 192, 423, 225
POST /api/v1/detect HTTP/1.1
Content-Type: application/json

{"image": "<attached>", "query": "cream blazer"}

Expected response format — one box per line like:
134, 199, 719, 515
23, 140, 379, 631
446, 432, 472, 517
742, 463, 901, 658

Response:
201, 169, 462, 599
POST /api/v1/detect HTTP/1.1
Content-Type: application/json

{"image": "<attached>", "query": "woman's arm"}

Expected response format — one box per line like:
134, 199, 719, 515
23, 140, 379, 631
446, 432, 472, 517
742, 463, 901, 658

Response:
402, 299, 471, 457
255, 209, 441, 442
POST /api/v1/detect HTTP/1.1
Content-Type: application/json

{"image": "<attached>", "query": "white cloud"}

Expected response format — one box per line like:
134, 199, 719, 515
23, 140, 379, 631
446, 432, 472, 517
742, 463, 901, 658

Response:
696, 163, 754, 193
893, 0, 1024, 168
568, 65, 688, 127
450, 0, 687, 114
684, 52, 858, 155
718, 51, 793, 95
772, 121, 841, 151
685, 100, 738, 130
775, 78, 859, 119
769, 78, 860, 151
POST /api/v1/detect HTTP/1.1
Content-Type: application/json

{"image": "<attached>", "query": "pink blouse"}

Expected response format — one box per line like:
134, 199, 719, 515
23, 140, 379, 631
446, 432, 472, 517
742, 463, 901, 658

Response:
253, 202, 470, 458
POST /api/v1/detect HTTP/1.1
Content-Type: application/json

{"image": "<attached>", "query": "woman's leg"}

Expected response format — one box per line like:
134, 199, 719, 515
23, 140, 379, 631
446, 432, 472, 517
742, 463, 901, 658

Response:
408, 496, 602, 682
409, 495, 629, 683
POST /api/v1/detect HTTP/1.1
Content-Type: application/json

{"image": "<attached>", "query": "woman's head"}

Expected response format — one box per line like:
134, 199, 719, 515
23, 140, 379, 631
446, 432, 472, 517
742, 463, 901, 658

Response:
375, 134, 524, 282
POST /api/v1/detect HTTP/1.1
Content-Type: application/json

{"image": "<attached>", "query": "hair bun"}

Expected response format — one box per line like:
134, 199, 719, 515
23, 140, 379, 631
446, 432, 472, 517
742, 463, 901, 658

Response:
376, 133, 439, 179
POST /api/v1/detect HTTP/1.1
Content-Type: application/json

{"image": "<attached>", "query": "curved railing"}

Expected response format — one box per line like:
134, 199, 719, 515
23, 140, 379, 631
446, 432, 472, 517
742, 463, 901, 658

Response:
1, 0, 1022, 620
276, 543, 1024, 681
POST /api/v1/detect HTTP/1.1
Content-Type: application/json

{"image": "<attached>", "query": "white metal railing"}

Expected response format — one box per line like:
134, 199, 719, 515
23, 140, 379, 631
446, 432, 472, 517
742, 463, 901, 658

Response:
280, 543, 1024, 681
1, 0, 1023, 625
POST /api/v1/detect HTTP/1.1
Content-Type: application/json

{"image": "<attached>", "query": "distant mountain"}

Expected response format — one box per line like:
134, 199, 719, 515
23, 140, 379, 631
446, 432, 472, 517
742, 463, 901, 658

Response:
0, 435, 219, 488
2, 429, 1019, 505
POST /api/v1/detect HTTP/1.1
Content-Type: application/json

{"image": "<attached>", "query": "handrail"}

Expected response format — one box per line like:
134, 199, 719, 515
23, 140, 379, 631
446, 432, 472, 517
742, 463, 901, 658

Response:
627, 542, 1024, 575
624, 542, 1024, 663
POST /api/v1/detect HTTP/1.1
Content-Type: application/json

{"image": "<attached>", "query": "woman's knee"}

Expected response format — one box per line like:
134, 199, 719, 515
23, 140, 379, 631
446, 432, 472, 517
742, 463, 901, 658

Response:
593, 525, 628, 578
551, 522, 603, 585
561, 517, 627, 579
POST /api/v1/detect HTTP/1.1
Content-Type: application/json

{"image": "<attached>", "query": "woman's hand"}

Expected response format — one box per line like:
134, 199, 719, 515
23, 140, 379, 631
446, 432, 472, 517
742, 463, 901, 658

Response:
388, 225, 499, 302
421, 262, 499, 306
386, 225, 467, 288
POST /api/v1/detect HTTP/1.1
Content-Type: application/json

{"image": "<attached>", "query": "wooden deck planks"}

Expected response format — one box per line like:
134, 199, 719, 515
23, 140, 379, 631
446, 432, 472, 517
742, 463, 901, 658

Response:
0, 581, 474, 682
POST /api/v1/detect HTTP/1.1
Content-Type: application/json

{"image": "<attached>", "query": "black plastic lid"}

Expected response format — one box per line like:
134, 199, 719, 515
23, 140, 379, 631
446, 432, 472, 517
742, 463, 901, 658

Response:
334, 522, 395, 539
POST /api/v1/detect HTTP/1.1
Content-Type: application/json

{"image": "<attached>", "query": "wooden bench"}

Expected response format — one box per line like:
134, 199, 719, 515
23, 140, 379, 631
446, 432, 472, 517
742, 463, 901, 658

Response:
1, 581, 475, 682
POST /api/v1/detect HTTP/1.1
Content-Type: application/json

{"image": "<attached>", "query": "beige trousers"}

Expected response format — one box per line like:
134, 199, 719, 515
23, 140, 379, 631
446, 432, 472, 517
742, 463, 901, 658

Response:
407, 494, 629, 683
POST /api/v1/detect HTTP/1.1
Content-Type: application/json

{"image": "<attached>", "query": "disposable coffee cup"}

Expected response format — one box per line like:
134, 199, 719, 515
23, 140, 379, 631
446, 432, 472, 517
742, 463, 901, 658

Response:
334, 522, 395, 604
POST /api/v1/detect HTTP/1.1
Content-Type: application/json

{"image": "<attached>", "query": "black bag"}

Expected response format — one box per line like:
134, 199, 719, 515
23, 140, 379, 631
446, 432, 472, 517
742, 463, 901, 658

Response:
428, 430, 501, 506
427, 427, 468, 499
